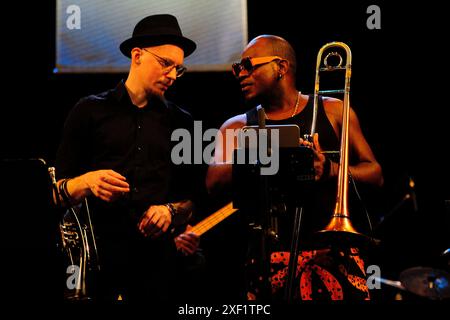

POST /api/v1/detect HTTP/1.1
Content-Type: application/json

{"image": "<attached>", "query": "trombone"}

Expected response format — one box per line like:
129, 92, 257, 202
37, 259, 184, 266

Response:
306, 42, 366, 243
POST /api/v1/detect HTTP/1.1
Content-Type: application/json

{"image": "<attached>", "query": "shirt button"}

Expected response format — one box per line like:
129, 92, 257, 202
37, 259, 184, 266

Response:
133, 187, 139, 193
138, 125, 142, 130
137, 146, 142, 151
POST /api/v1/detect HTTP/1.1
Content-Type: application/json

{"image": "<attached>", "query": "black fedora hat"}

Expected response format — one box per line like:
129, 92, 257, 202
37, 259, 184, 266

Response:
120, 14, 196, 58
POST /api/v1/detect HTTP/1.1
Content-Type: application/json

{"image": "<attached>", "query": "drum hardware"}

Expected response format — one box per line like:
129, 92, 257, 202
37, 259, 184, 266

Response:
374, 267, 450, 300
399, 267, 450, 300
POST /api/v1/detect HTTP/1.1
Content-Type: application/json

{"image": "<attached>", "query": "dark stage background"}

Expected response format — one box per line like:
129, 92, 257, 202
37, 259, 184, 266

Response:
1, 1, 449, 302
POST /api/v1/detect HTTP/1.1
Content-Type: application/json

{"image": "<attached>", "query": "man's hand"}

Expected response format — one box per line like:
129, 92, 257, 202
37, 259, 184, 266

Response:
138, 205, 172, 239
299, 133, 328, 181
81, 169, 130, 202
174, 225, 200, 255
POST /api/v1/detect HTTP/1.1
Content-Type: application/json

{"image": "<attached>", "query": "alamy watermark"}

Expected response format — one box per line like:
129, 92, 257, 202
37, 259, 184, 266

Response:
66, 264, 81, 290
366, 264, 382, 289
366, 5, 381, 30
171, 121, 280, 175
66, 4, 81, 30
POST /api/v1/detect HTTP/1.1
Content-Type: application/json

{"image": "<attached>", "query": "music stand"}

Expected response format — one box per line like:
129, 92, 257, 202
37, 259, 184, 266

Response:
231, 125, 314, 301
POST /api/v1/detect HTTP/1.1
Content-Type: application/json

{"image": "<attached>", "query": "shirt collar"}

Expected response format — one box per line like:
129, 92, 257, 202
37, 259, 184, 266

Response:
113, 80, 170, 110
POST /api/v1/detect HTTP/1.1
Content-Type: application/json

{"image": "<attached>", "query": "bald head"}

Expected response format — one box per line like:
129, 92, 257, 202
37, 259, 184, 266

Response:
246, 35, 297, 75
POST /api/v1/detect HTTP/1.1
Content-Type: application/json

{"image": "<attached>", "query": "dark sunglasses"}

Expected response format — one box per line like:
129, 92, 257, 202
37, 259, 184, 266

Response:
232, 56, 282, 78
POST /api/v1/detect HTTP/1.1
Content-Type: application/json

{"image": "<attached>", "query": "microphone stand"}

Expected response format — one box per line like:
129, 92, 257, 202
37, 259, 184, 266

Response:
282, 146, 312, 302
284, 205, 303, 302
376, 176, 419, 227
255, 105, 272, 300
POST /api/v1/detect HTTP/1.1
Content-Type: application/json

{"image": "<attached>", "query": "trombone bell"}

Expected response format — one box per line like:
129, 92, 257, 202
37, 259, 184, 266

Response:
321, 215, 360, 234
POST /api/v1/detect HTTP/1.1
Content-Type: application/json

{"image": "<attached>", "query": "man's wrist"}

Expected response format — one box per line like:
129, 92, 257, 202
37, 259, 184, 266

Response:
58, 178, 73, 205
167, 200, 193, 226
165, 203, 176, 218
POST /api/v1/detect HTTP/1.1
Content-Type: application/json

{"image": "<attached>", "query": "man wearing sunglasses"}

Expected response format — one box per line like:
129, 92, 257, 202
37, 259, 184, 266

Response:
206, 35, 383, 300
55, 14, 203, 301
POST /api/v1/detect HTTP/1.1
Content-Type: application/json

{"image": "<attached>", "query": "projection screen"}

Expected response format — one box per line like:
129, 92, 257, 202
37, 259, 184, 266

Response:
55, 0, 248, 73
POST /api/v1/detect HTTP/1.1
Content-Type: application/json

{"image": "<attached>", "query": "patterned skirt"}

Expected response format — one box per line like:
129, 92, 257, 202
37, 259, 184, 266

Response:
247, 248, 370, 301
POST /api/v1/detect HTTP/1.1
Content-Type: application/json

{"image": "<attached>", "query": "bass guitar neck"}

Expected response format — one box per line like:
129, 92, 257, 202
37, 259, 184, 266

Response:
190, 202, 238, 236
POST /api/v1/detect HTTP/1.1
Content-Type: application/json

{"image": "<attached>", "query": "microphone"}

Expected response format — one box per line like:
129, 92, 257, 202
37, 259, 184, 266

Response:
408, 177, 419, 212
48, 166, 61, 207
256, 105, 266, 129
48, 167, 57, 185
256, 105, 270, 156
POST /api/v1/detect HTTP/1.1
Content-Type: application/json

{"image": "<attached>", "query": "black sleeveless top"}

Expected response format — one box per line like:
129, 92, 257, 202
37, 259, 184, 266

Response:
245, 95, 340, 250
245, 95, 339, 151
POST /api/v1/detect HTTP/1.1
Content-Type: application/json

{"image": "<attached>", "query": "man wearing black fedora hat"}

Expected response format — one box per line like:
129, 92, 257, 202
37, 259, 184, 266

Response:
55, 14, 203, 301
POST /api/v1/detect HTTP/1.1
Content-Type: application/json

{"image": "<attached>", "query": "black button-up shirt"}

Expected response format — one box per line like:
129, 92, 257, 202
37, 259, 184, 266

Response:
56, 80, 194, 214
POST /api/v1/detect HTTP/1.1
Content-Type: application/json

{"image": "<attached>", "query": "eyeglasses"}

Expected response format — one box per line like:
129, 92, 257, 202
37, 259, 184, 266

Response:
232, 56, 282, 78
142, 48, 187, 78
